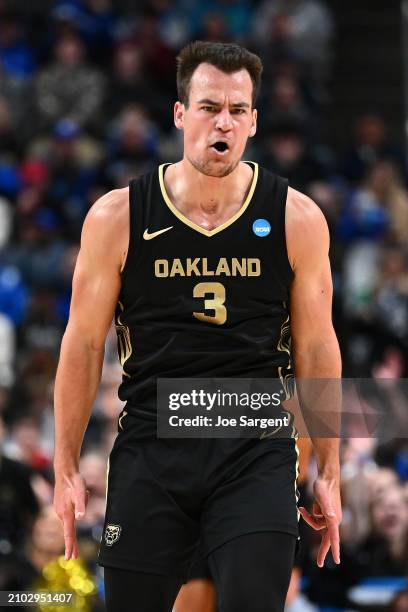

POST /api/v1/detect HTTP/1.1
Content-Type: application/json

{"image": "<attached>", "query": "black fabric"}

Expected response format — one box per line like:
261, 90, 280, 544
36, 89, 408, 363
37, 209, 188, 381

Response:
104, 566, 183, 612
186, 541, 212, 582
186, 533, 302, 583
116, 162, 294, 416
97, 413, 299, 577
103, 531, 297, 612
208, 531, 297, 612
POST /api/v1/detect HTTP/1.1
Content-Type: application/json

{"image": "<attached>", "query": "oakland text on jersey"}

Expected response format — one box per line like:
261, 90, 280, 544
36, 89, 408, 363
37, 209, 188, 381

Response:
154, 257, 261, 278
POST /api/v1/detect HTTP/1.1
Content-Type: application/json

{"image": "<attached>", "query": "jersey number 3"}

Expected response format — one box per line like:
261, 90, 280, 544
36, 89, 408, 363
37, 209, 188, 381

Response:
193, 282, 227, 325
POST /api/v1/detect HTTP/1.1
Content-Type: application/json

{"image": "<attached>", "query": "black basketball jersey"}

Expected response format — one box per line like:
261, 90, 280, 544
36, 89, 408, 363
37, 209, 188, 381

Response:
116, 161, 294, 417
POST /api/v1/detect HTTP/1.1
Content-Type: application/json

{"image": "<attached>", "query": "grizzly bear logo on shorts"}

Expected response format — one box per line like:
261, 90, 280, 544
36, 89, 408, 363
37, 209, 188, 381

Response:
104, 524, 122, 546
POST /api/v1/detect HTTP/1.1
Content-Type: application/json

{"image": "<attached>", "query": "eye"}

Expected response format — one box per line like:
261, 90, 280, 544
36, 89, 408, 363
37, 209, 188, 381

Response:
232, 108, 246, 115
201, 106, 215, 112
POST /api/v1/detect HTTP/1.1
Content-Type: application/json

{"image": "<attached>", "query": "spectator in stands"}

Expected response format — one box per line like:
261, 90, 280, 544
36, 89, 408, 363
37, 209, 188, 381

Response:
252, 0, 333, 82
19, 290, 64, 356
356, 485, 408, 577
4, 416, 51, 473
0, 10, 36, 80
35, 32, 105, 131
53, 0, 119, 65
41, 119, 100, 241
108, 42, 170, 129
376, 161, 408, 245
260, 121, 330, 192
27, 505, 65, 570
185, 0, 252, 42
0, 416, 39, 553
337, 161, 397, 245
374, 248, 408, 351
104, 104, 159, 187
341, 114, 404, 183
338, 161, 399, 321
4, 208, 67, 290
266, 74, 313, 131
134, 8, 176, 95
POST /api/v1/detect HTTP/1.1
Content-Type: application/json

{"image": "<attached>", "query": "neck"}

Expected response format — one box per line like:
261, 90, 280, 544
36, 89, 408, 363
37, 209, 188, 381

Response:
165, 159, 253, 219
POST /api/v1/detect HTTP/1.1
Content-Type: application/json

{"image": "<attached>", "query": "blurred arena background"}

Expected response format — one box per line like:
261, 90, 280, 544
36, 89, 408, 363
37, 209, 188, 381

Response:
0, 0, 407, 610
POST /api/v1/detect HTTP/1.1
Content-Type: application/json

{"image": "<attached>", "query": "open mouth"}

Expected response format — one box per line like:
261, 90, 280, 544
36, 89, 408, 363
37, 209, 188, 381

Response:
210, 141, 229, 154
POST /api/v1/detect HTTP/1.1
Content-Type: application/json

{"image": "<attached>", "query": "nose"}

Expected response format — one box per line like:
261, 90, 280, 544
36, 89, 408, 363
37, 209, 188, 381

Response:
215, 108, 233, 132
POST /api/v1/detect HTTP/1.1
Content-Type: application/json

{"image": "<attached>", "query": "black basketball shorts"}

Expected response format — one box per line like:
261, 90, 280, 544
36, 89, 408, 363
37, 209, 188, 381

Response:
97, 410, 300, 579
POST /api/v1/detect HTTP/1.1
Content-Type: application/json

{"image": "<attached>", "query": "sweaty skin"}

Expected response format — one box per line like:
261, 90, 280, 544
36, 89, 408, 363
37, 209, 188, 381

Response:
53, 63, 341, 573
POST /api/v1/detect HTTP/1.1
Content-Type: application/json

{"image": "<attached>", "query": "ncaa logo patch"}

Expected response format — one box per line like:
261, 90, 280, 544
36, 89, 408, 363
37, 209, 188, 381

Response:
252, 219, 271, 237
104, 524, 122, 546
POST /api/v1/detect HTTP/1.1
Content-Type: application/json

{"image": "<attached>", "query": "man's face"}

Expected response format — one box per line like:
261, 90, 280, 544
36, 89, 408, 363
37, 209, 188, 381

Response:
174, 63, 257, 177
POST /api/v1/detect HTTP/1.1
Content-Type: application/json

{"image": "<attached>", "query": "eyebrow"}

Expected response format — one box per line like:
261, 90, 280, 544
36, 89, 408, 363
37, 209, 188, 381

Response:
197, 98, 250, 108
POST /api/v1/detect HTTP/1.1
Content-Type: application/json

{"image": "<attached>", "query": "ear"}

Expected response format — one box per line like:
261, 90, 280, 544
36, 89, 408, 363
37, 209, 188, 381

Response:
174, 101, 185, 130
249, 108, 257, 138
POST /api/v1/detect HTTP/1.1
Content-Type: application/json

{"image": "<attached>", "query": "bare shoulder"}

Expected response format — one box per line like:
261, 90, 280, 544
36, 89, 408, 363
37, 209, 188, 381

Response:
286, 186, 327, 229
286, 187, 329, 269
80, 187, 129, 270
84, 187, 129, 230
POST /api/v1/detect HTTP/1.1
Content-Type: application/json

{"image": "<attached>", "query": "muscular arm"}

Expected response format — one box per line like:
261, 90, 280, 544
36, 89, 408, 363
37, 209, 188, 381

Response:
287, 187, 342, 566
53, 188, 128, 558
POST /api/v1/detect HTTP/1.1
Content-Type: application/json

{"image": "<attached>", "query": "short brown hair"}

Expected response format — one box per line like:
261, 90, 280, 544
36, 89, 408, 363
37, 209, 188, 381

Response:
176, 41, 263, 107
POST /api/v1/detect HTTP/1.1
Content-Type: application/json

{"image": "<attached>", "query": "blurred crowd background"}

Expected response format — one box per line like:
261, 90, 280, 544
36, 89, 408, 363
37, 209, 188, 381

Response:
0, 0, 407, 610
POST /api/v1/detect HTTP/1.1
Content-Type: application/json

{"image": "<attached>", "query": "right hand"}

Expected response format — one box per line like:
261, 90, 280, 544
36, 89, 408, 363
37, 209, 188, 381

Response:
54, 472, 89, 560
299, 475, 341, 568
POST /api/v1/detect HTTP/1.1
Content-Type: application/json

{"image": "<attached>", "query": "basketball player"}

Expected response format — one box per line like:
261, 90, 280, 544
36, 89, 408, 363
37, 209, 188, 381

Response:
53, 41, 342, 612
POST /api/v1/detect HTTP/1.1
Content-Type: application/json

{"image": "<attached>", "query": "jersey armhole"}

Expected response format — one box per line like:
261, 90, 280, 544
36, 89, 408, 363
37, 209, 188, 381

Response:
120, 178, 144, 278
276, 176, 295, 285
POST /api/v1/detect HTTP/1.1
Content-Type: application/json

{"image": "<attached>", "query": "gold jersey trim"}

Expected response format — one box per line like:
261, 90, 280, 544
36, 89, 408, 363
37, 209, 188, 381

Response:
277, 312, 294, 400
158, 161, 259, 237
115, 301, 132, 377
104, 456, 110, 507
294, 431, 301, 523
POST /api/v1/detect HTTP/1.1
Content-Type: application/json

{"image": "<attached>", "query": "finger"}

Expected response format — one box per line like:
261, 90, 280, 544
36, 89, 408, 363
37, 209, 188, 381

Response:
73, 482, 87, 520
326, 518, 341, 564
299, 506, 325, 529
317, 529, 331, 568
312, 501, 323, 518
64, 531, 75, 559
299, 507, 326, 530
62, 509, 76, 560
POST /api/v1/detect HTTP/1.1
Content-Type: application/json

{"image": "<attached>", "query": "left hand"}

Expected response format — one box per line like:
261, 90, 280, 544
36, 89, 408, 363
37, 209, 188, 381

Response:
299, 475, 342, 568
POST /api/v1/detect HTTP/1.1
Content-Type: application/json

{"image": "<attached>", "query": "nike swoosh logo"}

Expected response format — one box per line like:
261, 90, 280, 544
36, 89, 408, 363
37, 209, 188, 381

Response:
143, 226, 173, 240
